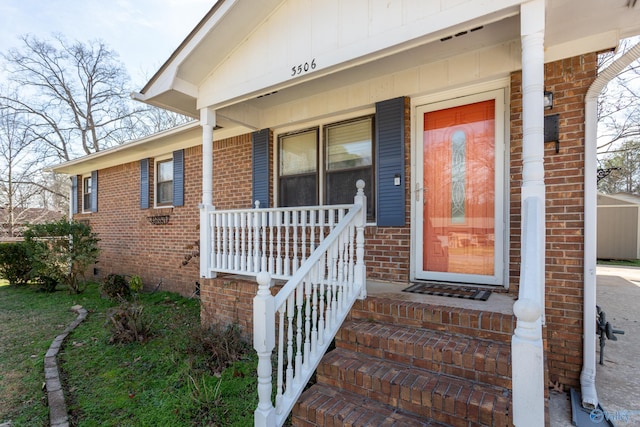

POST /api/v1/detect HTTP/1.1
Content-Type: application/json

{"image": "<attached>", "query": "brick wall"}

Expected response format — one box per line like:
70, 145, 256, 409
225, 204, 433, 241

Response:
74, 133, 254, 296
509, 53, 598, 388
74, 146, 201, 295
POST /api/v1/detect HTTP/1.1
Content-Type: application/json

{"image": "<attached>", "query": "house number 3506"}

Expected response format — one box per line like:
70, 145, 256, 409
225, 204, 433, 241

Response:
291, 59, 316, 76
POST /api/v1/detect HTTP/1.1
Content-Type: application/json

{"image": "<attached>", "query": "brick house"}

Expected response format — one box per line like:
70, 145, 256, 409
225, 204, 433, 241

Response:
53, 1, 640, 425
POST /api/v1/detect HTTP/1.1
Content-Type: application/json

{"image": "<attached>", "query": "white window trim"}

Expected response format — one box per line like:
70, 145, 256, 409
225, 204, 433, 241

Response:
272, 108, 375, 210
81, 174, 92, 214
153, 154, 174, 208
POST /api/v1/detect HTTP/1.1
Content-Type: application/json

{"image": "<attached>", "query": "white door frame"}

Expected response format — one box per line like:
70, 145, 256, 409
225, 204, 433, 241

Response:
410, 82, 509, 286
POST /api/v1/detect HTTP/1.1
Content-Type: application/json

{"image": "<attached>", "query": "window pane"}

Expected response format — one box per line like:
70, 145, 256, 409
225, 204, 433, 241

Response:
280, 130, 317, 176
325, 167, 374, 217
83, 177, 92, 210
326, 119, 372, 171
157, 182, 173, 205
279, 175, 317, 207
158, 160, 173, 182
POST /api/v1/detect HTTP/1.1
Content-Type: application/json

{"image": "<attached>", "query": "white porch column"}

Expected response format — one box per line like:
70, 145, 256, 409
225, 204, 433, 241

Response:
512, 1, 545, 426
200, 108, 216, 278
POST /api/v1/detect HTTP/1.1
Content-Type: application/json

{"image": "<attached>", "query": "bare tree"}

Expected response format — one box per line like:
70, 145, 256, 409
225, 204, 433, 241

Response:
597, 37, 640, 154
0, 105, 46, 237
0, 34, 145, 162
598, 140, 640, 194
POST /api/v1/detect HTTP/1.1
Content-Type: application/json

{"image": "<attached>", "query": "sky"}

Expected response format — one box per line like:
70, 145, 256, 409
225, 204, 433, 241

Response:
0, 0, 214, 87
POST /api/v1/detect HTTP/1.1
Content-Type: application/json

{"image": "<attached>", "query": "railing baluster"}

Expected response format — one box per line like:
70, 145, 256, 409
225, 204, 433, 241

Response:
294, 282, 303, 385
276, 211, 283, 276
304, 276, 312, 367
276, 304, 285, 413
309, 210, 316, 254
269, 211, 275, 275
233, 213, 239, 270
247, 212, 253, 272
284, 212, 290, 276
300, 209, 307, 266
347, 224, 355, 297
311, 267, 318, 356
215, 213, 222, 269
318, 254, 325, 347
221, 214, 228, 269
253, 209, 260, 273
285, 293, 294, 397
292, 210, 299, 272
241, 212, 247, 271
261, 210, 268, 272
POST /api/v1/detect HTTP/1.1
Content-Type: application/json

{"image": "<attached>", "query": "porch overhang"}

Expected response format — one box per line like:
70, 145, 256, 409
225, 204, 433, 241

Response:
132, 0, 640, 120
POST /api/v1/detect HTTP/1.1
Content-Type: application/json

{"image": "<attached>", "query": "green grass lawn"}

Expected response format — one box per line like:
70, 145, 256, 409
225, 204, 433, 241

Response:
597, 259, 640, 267
0, 281, 257, 426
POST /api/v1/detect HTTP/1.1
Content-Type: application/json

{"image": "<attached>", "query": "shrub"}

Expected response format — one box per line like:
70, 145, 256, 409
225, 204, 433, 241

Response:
100, 274, 131, 300
0, 241, 32, 286
37, 276, 59, 293
187, 323, 250, 375
106, 300, 153, 344
24, 218, 100, 294
128, 275, 143, 294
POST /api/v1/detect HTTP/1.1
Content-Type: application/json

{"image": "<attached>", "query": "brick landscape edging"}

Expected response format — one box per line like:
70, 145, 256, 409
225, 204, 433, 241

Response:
44, 305, 87, 427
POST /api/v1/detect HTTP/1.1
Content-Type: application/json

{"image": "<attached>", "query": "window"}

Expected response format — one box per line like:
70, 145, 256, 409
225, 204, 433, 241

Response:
278, 116, 374, 217
142, 150, 183, 209
278, 129, 318, 207
156, 158, 174, 206
82, 176, 92, 212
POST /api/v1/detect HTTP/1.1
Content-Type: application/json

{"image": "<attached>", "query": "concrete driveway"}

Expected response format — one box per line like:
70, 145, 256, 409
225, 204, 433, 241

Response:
551, 265, 640, 426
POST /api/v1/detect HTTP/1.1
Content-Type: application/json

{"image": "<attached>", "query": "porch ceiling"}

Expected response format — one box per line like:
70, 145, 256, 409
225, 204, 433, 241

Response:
136, 0, 640, 118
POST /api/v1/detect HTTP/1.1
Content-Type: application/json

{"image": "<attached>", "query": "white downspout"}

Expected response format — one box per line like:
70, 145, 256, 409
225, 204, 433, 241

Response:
581, 41, 640, 409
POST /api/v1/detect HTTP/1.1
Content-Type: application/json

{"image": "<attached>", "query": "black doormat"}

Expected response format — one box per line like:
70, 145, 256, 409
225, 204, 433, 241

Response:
402, 282, 492, 301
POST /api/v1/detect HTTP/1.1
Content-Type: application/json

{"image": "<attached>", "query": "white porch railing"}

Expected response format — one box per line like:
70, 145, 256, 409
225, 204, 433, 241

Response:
511, 196, 545, 425
207, 201, 357, 280
253, 181, 367, 427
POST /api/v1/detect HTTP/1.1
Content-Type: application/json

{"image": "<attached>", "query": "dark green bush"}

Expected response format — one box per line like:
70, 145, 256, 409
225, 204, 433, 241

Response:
24, 218, 100, 294
0, 241, 32, 286
100, 274, 131, 300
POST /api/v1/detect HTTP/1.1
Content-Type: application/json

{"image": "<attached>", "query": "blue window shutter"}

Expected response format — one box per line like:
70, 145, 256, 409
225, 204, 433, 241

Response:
91, 170, 98, 212
140, 159, 149, 209
375, 97, 406, 226
252, 129, 270, 208
71, 176, 78, 215
173, 149, 184, 207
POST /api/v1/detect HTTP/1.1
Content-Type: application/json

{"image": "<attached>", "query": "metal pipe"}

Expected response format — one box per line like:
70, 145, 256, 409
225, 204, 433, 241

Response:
581, 41, 640, 409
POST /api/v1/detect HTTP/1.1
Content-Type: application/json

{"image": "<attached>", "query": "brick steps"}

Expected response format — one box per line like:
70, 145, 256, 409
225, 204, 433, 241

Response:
335, 319, 512, 389
314, 348, 511, 427
294, 383, 448, 427
348, 297, 515, 344
292, 296, 514, 427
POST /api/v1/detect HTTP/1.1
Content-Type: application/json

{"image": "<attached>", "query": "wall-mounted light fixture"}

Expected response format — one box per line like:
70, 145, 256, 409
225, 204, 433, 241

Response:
544, 91, 554, 110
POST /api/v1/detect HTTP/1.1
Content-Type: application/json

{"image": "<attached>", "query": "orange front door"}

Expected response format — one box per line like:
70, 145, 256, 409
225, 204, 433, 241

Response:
422, 99, 496, 279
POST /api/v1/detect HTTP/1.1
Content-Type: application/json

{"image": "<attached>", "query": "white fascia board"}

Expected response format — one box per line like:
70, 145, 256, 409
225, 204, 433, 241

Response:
50, 121, 252, 176
545, 31, 620, 63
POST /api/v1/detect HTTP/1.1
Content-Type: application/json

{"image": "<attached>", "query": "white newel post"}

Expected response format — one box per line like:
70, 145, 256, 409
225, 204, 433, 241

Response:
200, 108, 216, 278
513, 1, 545, 426
254, 271, 276, 427
353, 180, 367, 299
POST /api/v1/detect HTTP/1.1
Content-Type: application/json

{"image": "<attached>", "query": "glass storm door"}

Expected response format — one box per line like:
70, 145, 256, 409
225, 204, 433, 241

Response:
416, 92, 504, 285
